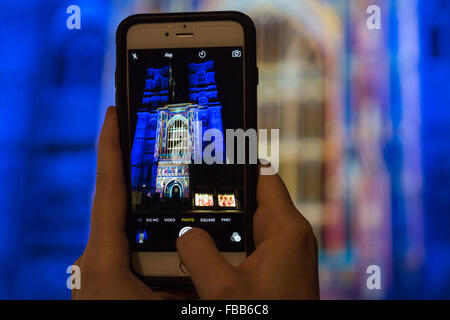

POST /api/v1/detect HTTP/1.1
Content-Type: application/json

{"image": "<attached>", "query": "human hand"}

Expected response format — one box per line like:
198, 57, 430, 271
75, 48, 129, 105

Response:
72, 107, 161, 299
177, 170, 320, 300
73, 106, 319, 300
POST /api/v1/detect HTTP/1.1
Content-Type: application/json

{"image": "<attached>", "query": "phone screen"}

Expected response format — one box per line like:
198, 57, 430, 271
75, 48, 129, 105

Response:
127, 46, 246, 252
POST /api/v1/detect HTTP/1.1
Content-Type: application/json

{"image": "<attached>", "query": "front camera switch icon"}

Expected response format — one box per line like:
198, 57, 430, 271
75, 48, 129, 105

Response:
230, 232, 241, 243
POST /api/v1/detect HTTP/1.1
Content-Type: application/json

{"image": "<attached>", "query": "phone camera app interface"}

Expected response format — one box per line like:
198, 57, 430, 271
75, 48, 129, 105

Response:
128, 47, 246, 252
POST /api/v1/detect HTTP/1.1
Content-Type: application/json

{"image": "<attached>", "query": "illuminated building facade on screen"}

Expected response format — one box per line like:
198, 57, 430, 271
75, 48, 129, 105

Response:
130, 60, 223, 199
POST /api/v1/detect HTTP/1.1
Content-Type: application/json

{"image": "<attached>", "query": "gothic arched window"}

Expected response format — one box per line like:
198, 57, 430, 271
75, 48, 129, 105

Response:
167, 119, 189, 156
149, 119, 157, 131
197, 70, 206, 85
155, 76, 161, 89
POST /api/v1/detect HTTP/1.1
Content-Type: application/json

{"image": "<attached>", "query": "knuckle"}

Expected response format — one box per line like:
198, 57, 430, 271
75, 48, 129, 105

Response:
211, 274, 240, 299
77, 247, 108, 276
95, 170, 125, 194
286, 214, 315, 242
95, 171, 110, 190
79, 260, 107, 281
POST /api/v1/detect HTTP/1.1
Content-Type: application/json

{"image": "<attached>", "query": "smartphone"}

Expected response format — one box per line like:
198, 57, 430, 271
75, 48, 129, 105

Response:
115, 12, 258, 285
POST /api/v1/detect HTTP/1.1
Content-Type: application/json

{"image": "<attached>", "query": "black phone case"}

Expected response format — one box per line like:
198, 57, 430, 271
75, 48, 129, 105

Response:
115, 11, 258, 288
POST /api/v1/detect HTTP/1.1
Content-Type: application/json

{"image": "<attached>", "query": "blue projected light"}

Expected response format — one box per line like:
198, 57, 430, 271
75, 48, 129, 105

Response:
0, 0, 108, 299
131, 60, 224, 199
0, 0, 450, 299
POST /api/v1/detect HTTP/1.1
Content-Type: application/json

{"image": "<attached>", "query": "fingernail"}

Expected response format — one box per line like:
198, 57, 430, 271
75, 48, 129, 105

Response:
105, 106, 115, 120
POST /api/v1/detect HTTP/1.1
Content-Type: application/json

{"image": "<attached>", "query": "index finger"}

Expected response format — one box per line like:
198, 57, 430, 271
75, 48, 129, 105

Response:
89, 107, 127, 247
253, 167, 307, 246
256, 166, 297, 214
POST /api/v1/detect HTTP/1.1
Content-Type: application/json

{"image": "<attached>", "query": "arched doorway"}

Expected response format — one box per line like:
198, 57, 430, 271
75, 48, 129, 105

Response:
171, 185, 181, 198
165, 179, 183, 199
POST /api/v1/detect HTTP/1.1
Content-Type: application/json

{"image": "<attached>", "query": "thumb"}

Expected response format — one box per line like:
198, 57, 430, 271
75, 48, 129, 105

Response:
176, 228, 238, 298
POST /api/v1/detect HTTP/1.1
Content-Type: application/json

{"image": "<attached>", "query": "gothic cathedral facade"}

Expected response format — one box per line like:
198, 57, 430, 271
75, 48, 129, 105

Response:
131, 60, 223, 199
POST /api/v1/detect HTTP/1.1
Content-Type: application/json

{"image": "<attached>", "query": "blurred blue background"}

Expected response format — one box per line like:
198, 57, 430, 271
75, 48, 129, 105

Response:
0, 0, 449, 299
